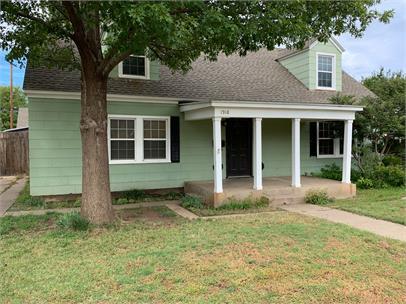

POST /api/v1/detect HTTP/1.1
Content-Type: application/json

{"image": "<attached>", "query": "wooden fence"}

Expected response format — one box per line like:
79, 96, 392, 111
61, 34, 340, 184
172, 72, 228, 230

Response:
0, 130, 29, 176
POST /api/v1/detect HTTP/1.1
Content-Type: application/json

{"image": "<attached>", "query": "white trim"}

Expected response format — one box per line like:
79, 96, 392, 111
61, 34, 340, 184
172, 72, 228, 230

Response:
118, 55, 150, 80
108, 114, 171, 164
24, 90, 181, 104
316, 121, 343, 158
316, 52, 336, 90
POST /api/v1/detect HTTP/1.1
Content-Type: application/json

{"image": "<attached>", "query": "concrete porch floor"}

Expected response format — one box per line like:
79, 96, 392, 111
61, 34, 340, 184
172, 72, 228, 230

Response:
185, 176, 356, 207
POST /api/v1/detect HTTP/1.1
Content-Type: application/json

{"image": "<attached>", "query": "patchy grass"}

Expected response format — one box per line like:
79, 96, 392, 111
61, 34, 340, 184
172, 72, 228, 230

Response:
10, 181, 183, 211
0, 211, 405, 303
183, 196, 277, 216
326, 188, 406, 225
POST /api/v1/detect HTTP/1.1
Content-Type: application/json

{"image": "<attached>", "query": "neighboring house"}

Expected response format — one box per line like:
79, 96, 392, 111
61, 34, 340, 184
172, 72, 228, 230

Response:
23, 38, 372, 204
16, 107, 29, 129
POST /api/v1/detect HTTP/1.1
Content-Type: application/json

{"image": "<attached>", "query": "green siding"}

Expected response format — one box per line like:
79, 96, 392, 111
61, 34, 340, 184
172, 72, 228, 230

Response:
29, 99, 341, 196
279, 40, 342, 91
279, 50, 310, 88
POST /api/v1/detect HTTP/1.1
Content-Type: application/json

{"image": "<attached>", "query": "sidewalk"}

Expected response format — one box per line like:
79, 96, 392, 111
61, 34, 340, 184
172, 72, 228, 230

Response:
281, 203, 406, 242
0, 177, 26, 216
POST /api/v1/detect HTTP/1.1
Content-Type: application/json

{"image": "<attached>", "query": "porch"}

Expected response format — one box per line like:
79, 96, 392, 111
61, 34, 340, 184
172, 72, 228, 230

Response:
185, 176, 356, 207
180, 100, 362, 206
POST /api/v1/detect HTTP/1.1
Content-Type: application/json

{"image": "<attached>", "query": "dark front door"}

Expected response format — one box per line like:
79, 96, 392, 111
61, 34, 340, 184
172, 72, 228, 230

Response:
226, 118, 252, 177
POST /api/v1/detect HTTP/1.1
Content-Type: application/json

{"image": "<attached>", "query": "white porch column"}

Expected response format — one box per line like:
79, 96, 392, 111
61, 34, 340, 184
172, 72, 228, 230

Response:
212, 117, 223, 193
291, 118, 301, 187
253, 118, 263, 190
342, 119, 353, 184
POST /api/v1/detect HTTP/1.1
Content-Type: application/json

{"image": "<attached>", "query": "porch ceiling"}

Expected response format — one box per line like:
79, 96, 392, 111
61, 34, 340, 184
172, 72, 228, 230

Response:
180, 100, 363, 121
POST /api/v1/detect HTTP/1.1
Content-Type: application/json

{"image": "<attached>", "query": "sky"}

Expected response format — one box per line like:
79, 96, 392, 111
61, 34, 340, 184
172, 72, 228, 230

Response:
0, 0, 405, 87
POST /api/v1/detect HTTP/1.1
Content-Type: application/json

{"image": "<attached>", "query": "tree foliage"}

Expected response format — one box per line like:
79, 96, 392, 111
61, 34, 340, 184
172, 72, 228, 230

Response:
0, 86, 27, 131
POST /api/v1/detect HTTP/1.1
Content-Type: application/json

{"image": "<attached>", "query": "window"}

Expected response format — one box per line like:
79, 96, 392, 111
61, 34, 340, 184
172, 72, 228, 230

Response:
317, 53, 335, 89
317, 121, 343, 158
118, 55, 150, 79
108, 115, 170, 164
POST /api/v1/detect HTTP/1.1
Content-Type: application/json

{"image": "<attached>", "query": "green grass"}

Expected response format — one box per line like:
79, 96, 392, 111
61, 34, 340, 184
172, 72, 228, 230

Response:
0, 210, 405, 303
326, 188, 406, 225
10, 181, 183, 211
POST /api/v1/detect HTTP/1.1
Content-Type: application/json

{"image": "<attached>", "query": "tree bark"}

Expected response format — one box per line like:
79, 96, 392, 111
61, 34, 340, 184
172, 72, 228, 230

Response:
79, 66, 114, 224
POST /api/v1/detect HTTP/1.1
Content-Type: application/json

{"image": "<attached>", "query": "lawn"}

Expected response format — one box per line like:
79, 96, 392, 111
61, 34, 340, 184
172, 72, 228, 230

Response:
326, 187, 406, 225
1, 208, 405, 303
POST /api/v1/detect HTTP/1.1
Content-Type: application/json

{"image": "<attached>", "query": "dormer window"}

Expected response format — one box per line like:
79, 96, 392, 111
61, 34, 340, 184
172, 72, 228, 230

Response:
118, 55, 150, 79
316, 53, 336, 90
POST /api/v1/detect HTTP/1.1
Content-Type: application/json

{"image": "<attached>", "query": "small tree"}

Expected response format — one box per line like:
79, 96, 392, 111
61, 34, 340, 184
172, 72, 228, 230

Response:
0, 1, 392, 223
0, 86, 27, 130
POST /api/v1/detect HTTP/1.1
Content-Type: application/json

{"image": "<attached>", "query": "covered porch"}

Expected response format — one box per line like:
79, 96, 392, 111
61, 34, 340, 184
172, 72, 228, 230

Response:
180, 100, 362, 206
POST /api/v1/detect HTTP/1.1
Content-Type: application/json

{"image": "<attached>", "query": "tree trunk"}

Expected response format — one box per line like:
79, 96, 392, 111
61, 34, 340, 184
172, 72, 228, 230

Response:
80, 69, 114, 224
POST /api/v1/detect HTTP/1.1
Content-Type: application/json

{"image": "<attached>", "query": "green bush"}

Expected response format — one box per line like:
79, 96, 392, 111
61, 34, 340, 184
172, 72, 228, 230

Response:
218, 196, 269, 210
318, 163, 342, 181
356, 177, 374, 189
57, 212, 90, 231
122, 189, 146, 200
373, 165, 405, 187
305, 190, 333, 205
382, 155, 403, 167
180, 195, 204, 209
114, 198, 129, 205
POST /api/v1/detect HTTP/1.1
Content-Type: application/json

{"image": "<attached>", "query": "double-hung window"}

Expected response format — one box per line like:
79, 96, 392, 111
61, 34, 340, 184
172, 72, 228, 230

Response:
317, 121, 343, 158
108, 115, 170, 164
118, 55, 150, 79
317, 53, 335, 89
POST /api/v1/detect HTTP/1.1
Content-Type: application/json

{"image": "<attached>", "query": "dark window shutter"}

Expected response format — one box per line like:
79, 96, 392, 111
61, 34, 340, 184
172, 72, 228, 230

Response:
170, 116, 180, 163
309, 122, 317, 157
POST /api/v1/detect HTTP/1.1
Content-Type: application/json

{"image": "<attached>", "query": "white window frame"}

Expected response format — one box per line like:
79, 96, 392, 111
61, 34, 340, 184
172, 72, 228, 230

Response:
316, 121, 343, 158
108, 114, 170, 164
118, 55, 150, 80
316, 52, 336, 90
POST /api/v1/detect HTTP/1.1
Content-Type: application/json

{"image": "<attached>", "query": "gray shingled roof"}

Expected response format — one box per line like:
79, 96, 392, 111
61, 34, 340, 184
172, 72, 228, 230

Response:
23, 48, 372, 104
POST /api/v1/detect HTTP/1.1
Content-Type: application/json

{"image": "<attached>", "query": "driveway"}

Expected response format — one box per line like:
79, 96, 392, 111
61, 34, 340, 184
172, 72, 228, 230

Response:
0, 176, 26, 216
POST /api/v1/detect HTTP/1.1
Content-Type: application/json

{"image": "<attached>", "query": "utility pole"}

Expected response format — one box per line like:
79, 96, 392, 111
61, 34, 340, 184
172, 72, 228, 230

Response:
9, 63, 13, 129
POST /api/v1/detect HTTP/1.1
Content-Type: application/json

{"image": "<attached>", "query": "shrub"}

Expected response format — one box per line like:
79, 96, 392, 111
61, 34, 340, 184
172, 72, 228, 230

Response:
318, 163, 342, 181
382, 155, 403, 167
373, 165, 405, 187
356, 177, 374, 189
180, 195, 204, 209
57, 212, 90, 231
114, 198, 129, 205
305, 190, 333, 205
218, 196, 269, 210
122, 189, 146, 200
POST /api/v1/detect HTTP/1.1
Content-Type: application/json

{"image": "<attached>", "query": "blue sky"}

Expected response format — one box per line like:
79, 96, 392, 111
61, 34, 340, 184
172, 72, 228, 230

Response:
0, 0, 404, 87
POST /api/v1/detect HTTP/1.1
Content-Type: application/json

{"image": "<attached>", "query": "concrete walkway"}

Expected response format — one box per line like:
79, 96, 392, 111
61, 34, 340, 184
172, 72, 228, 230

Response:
0, 177, 26, 216
281, 203, 406, 242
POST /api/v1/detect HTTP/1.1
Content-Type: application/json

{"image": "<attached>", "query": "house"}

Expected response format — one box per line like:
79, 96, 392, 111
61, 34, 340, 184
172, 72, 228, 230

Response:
23, 38, 372, 205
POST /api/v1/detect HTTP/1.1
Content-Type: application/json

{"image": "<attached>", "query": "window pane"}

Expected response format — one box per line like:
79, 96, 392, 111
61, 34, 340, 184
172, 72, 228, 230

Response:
340, 138, 344, 155
318, 55, 333, 72
319, 121, 334, 138
110, 119, 135, 139
318, 71, 332, 87
111, 140, 135, 160
122, 56, 146, 76
319, 139, 334, 155
144, 119, 166, 139
144, 140, 166, 159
